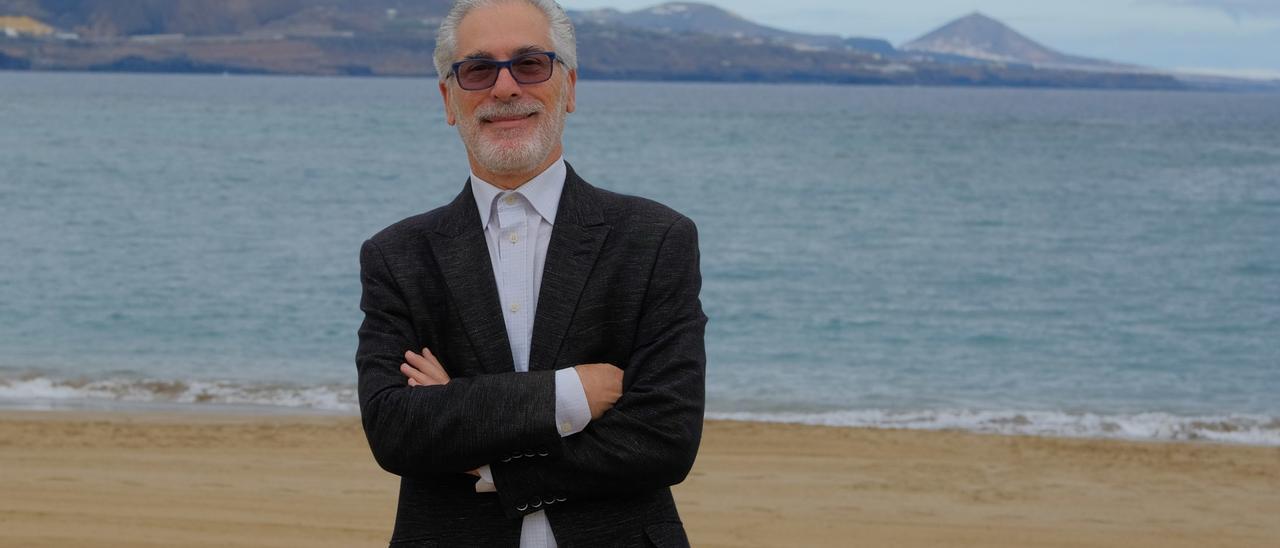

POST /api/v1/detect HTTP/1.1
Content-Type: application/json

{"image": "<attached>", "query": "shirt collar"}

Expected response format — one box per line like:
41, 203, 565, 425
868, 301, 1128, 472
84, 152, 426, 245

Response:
469, 156, 566, 229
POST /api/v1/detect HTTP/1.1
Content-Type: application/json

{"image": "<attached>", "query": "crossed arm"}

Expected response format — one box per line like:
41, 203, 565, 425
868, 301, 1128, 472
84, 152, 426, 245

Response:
398, 347, 624, 478
356, 217, 706, 512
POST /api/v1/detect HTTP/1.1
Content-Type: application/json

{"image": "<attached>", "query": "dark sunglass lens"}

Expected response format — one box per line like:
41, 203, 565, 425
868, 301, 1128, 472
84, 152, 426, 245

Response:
458, 61, 498, 89
511, 54, 553, 83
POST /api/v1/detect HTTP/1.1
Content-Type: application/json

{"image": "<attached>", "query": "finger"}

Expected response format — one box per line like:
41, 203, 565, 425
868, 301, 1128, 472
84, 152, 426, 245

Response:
421, 348, 451, 381
400, 362, 433, 385
407, 355, 453, 384
408, 377, 420, 387
405, 350, 442, 375
421, 347, 442, 367
399, 362, 425, 382
404, 350, 440, 376
404, 349, 430, 368
406, 350, 449, 384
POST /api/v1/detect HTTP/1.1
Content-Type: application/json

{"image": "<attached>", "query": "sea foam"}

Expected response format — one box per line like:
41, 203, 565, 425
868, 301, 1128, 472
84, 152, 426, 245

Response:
708, 409, 1280, 446
0, 376, 358, 413
4, 376, 1277, 445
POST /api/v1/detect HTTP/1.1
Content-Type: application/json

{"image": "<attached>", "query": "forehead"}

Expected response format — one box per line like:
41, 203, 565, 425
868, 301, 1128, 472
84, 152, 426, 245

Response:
454, 1, 553, 59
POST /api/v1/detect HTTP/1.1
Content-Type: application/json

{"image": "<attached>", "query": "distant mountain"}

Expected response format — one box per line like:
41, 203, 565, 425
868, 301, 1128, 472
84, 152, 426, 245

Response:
0, 1, 1193, 89
902, 12, 1118, 70
0, 0, 450, 38
844, 37, 895, 57
568, 2, 886, 54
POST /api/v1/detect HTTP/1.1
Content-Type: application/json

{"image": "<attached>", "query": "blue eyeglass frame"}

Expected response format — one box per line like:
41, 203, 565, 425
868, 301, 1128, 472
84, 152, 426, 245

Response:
450, 51, 560, 90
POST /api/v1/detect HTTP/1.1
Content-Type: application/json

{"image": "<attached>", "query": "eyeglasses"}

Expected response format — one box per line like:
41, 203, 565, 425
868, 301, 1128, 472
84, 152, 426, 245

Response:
450, 51, 559, 91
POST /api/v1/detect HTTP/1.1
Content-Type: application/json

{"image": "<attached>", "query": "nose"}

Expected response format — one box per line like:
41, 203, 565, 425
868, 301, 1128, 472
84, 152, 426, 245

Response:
490, 66, 522, 99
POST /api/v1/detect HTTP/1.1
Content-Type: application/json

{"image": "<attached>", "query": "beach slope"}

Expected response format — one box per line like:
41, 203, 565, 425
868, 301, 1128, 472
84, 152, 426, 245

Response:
0, 412, 1276, 547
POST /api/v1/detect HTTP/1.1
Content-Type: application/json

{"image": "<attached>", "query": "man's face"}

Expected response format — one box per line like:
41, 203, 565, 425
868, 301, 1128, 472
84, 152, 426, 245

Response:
440, 1, 577, 177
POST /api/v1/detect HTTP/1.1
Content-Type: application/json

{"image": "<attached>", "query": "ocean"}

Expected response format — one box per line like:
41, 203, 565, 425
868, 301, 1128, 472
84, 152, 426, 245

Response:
2, 71, 1277, 444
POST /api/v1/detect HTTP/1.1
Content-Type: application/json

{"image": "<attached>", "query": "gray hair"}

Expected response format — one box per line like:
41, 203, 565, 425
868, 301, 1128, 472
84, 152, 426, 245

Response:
433, 0, 578, 82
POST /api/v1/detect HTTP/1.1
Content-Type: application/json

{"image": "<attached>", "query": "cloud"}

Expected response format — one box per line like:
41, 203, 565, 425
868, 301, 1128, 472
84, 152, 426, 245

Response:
1146, 0, 1280, 20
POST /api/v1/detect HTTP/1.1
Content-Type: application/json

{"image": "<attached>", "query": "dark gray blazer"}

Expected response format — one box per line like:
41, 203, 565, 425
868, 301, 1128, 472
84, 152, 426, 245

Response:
356, 164, 707, 547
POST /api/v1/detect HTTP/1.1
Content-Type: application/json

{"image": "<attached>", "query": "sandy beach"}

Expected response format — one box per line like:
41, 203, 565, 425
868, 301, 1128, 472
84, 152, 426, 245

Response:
0, 410, 1276, 547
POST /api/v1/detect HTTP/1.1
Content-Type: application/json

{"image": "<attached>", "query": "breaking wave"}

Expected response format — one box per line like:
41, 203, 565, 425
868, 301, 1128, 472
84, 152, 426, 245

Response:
4, 376, 1277, 445
0, 376, 357, 413
707, 409, 1280, 446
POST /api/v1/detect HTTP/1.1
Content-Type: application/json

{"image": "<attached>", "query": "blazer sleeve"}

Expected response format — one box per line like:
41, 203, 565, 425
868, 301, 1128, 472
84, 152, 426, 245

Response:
489, 216, 707, 518
356, 238, 563, 478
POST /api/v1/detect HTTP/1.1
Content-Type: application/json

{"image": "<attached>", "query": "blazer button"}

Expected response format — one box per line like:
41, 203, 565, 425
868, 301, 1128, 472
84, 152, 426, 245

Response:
556, 497, 566, 502
516, 503, 528, 511
531, 499, 542, 508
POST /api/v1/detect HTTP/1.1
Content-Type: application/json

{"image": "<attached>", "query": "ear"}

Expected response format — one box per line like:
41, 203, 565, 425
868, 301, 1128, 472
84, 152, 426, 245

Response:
565, 68, 577, 114
439, 80, 457, 126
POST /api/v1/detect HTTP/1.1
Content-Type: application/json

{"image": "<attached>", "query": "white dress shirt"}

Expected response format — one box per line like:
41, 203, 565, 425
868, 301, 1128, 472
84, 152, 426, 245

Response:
467, 157, 592, 548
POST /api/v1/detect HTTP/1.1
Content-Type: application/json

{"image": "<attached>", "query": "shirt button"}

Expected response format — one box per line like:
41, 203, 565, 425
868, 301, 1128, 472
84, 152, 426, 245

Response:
560, 420, 573, 433
510, 303, 521, 313
509, 232, 519, 244
504, 195, 517, 205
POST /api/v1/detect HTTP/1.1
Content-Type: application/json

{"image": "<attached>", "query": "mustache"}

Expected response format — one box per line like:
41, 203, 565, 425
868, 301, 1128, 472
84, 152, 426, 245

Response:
475, 101, 544, 122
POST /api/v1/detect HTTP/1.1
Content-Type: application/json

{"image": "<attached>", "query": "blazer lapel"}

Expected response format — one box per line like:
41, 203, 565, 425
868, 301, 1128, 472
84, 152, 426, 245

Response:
529, 166, 611, 372
427, 181, 516, 376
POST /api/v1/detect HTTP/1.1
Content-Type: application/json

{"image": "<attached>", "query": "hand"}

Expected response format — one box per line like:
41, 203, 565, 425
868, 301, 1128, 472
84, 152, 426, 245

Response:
574, 363, 623, 420
400, 347, 451, 387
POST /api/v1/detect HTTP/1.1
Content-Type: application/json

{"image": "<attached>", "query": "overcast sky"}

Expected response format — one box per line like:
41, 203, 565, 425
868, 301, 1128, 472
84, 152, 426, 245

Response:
558, 0, 1280, 77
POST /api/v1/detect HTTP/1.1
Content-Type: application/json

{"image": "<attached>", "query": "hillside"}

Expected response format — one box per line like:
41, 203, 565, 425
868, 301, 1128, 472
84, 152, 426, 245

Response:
570, 2, 848, 51
0, 1, 1188, 89
0, 0, 451, 37
901, 12, 1123, 70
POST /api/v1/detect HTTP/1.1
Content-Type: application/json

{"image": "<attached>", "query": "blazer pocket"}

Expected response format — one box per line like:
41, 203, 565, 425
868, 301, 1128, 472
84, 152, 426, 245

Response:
644, 522, 690, 548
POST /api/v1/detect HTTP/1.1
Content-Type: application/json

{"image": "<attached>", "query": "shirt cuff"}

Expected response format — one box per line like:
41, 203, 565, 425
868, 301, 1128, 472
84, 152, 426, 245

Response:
474, 465, 496, 493
554, 367, 592, 437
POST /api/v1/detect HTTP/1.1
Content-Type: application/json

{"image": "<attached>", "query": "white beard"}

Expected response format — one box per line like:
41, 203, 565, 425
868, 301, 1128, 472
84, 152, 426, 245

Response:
452, 84, 568, 176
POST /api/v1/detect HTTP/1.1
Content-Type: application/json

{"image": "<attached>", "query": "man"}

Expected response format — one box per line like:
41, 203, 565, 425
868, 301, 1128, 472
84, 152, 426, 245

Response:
354, 1, 707, 546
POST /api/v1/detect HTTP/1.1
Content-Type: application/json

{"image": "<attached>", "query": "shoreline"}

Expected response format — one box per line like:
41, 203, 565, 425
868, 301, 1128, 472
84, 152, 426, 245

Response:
4, 392, 1278, 446
1, 403, 1276, 448
2, 410, 1277, 547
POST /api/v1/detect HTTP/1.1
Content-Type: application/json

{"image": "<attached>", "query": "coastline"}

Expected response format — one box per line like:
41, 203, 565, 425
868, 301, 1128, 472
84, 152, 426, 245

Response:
1, 410, 1276, 547
5, 377, 1277, 446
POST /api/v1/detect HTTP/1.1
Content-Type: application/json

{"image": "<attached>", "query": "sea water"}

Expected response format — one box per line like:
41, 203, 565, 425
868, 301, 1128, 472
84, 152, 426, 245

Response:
2, 72, 1277, 444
